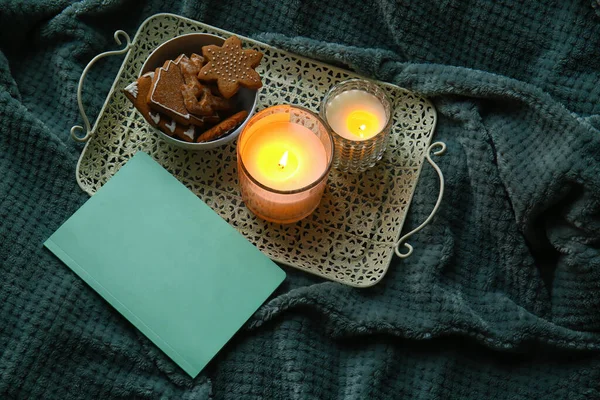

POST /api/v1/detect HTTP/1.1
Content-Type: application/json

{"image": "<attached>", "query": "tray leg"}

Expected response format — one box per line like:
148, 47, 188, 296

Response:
70, 30, 132, 143
395, 141, 447, 258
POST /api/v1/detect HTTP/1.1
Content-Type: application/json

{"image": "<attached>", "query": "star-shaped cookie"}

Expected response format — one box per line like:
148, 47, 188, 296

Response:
199, 35, 263, 99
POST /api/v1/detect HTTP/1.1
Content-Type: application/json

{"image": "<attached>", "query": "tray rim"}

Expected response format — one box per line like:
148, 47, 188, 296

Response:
74, 12, 439, 288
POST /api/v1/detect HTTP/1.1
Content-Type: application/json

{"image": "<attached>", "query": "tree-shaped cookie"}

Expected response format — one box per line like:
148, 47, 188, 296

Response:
147, 57, 204, 127
123, 72, 199, 142
199, 36, 263, 99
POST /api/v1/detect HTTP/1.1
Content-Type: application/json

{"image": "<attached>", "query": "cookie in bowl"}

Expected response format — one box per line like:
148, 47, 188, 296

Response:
122, 33, 262, 150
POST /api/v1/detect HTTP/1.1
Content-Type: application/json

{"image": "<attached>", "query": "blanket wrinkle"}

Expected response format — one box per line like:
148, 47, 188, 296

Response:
244, 275, 600, 351
254, 33, 403, 82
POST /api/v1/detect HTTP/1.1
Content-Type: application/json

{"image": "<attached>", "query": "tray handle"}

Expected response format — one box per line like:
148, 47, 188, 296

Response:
70, 30, 132, 142
394, 141, 447, 258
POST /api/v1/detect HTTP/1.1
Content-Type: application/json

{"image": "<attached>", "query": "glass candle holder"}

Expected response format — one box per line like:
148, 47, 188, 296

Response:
320, 79, 393, 172
237, 105, 334, 224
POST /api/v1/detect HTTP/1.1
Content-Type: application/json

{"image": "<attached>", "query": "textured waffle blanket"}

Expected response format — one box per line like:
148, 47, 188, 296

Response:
2, 1, 600, 399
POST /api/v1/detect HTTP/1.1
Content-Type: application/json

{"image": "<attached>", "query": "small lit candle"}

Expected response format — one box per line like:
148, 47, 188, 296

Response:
238, 106, 333, 224
325, 90, 387, 141
320, 79, 392, 172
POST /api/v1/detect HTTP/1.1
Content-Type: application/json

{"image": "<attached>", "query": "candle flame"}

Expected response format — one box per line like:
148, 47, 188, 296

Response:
359, 124, 366, 131
278, 151, 289, 169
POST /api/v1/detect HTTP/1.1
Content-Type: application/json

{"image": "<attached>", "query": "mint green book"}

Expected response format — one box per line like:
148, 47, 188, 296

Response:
44, 151, 285, 378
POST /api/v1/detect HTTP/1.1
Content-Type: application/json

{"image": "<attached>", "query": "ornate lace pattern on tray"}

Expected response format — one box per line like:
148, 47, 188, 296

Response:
77, 13, 437, 287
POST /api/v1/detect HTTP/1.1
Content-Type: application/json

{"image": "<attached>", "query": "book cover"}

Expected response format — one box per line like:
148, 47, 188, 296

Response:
44, 151, 285, 378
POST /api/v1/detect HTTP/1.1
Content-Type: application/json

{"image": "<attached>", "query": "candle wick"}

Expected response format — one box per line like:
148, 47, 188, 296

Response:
278, 151, 289, 169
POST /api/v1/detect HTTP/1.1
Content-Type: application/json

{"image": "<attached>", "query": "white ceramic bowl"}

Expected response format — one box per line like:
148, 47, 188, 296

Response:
140, 33, 258, 150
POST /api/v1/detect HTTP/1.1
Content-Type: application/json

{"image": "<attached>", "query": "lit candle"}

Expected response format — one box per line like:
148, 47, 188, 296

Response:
320, 79, 393, 172
237, 105, 333, 224
242, 120, 327, 190
325, 90, 387, 141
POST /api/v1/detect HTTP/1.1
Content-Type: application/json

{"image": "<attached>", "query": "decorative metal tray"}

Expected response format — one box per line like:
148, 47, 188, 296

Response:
72, 13, 445, 287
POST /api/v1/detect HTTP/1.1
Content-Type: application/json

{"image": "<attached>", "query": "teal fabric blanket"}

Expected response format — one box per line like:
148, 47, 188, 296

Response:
2, 1, 600, 398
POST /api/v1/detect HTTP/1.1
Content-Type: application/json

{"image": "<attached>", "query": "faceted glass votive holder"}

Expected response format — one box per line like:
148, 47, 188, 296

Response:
320, 79, 393, 173
237, 105, 334, 224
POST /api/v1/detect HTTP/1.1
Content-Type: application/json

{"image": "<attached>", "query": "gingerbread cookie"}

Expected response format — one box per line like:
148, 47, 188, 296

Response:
123, 72, 200, 142
147, 57, 204, 126
180, 56, 232, 116
164, 120, 197, 142
190, 53, 205, 68
124, 72, 168, 131
199, 35, 263, 99
196, 110, 249, 143
162, 53, 186, 69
